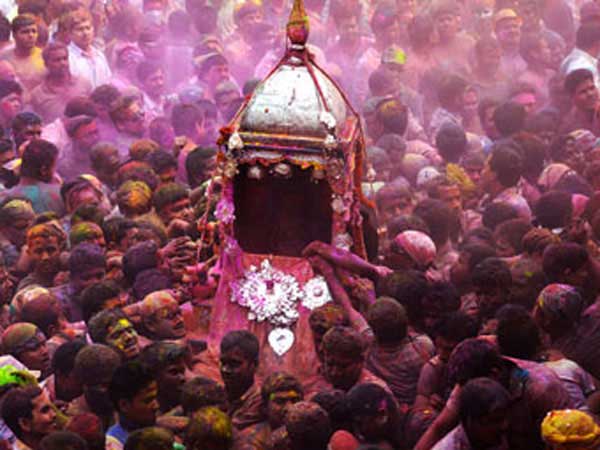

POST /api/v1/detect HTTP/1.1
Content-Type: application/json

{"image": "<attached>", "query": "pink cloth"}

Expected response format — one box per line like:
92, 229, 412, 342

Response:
207, 242, 320, 382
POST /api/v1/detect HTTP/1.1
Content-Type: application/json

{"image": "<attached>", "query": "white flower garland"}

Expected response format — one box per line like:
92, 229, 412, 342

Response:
230, 260, 332, 328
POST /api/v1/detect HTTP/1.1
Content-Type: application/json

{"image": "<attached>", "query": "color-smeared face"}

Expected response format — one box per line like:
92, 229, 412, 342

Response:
16, 332, 50, 376
71, 20, 94, 50
148, 298, 185, 339
72, 267, 106, 293
106, 318, 139, 359
24, 391, 57, 437
45, 48, 69, 77
159, 197, 194, 225
267, 389, 302, 429
14, 24, 38, 50
323, 352, 363, 391
158, 358, 186, 399
122, 382, 159, 427
495, 17, 521, 47
219, 347, 255, 395
3, 211, 34, 248
0, 92, 22, 121
438, 185, 462, 213
73, 121, 100, 152
142, 69, 165, 98
118, 102, 146, 138
573, 78, 599, 112
28, 236, 61, 276
436, 12, 458, 40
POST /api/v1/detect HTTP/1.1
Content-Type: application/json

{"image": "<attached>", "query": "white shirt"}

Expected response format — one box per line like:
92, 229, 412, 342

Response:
67, 42, 112, 89
560, 47, 600, 88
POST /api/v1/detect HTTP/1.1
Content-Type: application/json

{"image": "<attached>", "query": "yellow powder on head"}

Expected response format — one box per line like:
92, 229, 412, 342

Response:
542, 410, 600, 449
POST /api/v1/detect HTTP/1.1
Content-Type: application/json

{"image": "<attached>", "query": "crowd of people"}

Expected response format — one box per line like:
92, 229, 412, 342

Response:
0, 0, 599, 447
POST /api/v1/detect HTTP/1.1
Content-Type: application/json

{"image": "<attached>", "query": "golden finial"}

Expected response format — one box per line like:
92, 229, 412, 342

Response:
286, 0, 309, 47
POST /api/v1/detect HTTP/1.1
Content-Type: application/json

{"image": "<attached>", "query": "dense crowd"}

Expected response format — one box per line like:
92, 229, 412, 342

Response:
0, 0, 599, 448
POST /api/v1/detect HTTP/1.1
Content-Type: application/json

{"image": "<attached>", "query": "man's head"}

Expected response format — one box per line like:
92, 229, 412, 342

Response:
533, 283, 583, 335
74, 344, 121, 417
66, 115, 100, 152
25, 223, 64, 277
20, 293, 64, 340
11, 14, 37, 51
475, 36, 501, 72
116, 181, 152, 218
39, 431, 88, 450
1, 386, 57, 445
70, 222, 106, 250
124, 427, 173, 450
42, 42, 69, 79
21, 139, 59, 183
12, 112, 42, 148
2, 322, 50, 376
370, 4, 400, 48
496, 304, 540, 359
576, 22, 600, 53
181, 377, 227, 416
433, 311, 479, 363
493, 218, 532, 257
520, 33, 551, 69
219, 330, 259, 399
332, 7, 359, 45
109, 361, 158, 428
471, 257, 512, 319
437, 75, 468, 113
308, 304, 350, 360
194, 53, 229, 91
88, 309, 140, 360
139, 290, 185, 339
428, 179, 463, 214
90, 143, 120, 187
285, 402, 331, 450
136, 60, 165, 99
51, 339, 86, 402
111, 96, 146, 138
0, 197, 34, 248
185, 407, 233, 450
565, 68, 599, 113
448, 338, 505, 386
0, 80, 23, 123
493, 102, 526, 138
185, 147, 216, 188
321, 326, 365, 391
346, 383, 396, 444
478, 98, 500, 141
459, 378, 510, 448
433, 2, 459, 40
81, 281, 124, 323
480, 143, 523, 193
413, 198, 454, 248
494, 9, 522, 49
139, 342, 186, 411
375, 183, 414, 226
146, 150, 177, 185
68, 243, 106, 294
435, 123, 467, 164
366, 297, 408, 346
260, 372, 303, 429
542, 242, 590, 288
68, 10, 94, 50
152, 183, 193, 226
171, 103, 204, 141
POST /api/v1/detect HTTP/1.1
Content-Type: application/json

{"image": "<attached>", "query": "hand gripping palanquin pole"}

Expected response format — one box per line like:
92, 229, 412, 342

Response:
203, 0, 371, 375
